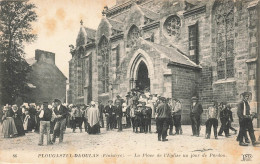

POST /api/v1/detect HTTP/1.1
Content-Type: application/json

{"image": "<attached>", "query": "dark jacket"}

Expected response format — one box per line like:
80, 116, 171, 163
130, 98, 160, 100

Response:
220, 108, 229, 121
145, 108, 152, 119
228, 110, 233, 122
190, 102, 203, 117
115, 105, 122, 118
237, 100, 251, 120
104, 105, 115, 116
40, 108, 52, 121
98, 104, 104, 119
157, 103, 171, 118
53, 105, 68, 120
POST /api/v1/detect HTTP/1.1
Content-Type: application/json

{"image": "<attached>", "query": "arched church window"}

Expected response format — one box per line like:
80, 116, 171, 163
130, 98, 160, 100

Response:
98, 36, 110, 93
127, 25, 140, 48
164, 15, 181, 37
213, 0, 234, 80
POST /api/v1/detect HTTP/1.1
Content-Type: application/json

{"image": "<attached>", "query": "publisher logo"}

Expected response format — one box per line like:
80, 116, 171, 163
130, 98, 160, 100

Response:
241, 154, 253, 161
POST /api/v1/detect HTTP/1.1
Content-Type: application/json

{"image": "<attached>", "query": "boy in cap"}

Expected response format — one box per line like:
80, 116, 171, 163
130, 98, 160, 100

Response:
144, 104, 152, 133
135, 104, 143, 133
115, 100, 123, 132
38, 102, 53, 146
130, 104, 137, 132
218, 102, 230, 137
172, 98, 183, 135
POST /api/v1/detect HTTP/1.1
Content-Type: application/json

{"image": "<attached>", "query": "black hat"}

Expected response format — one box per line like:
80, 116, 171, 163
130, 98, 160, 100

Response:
53, 99, 61, 103
160, 97, 166, 101
241, 91, 252, 97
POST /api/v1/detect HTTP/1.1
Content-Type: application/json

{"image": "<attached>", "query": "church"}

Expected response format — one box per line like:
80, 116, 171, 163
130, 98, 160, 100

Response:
68, 0, 260, 127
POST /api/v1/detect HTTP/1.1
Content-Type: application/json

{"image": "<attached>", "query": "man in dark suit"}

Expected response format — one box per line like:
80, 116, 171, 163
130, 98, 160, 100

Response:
237, 92, 258, 146
51, 99, 68, 144
190, 96, 203, 137
115, 100, 123, 132
104, 100, 114, 130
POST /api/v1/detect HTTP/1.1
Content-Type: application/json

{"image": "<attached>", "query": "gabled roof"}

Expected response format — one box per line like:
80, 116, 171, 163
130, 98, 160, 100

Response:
139, 6, 159, 21
26, 57, 67, 80
141, 39, 200, 69
107, 18, 124, 31
84, 27, 96, 40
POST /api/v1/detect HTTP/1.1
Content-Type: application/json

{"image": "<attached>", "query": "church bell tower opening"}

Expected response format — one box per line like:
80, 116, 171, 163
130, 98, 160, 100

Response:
136, 61, 150, 91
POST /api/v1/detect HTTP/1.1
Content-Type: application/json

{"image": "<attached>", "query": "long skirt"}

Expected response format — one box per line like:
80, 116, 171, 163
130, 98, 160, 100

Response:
87, 123, 100, 134
13, 117, 25, 136
2, 117, 18, 138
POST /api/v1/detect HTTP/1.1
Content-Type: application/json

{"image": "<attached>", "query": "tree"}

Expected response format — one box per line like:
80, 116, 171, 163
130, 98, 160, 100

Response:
0, 0, 38, 105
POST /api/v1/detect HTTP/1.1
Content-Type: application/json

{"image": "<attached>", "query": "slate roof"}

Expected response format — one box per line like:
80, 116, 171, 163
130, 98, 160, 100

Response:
26, 57, 67, 79
141, 39, 200, 69
139, 6, 159, 20
84, 27, 96, 40
107, 18, 124, 31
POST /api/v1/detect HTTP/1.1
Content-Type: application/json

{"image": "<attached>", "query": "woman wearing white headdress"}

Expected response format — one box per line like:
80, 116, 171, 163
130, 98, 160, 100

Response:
87, 101, 100, 134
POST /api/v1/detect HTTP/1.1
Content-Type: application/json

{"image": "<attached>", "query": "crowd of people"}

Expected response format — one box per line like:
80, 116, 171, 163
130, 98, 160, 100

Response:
1, 88, 259, 147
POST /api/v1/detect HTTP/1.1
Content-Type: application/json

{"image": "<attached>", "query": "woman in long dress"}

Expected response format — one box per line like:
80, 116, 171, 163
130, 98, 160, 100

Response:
2, 105, 18, 138
12, 105, 25, 136
122, 103, 127, 128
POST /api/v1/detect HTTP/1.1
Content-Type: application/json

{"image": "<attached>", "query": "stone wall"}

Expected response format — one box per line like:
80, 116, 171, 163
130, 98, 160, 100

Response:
68, 0, 260, 127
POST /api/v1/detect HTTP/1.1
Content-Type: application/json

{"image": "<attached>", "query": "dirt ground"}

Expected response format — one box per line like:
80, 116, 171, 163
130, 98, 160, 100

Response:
0, 125, 259, 164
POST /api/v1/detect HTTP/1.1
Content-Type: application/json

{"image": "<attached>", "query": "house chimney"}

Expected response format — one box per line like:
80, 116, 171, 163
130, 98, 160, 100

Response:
35, 49, 55, 65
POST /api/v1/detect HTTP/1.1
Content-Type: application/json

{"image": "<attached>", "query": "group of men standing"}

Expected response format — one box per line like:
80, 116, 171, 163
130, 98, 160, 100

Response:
16, 89, 259, 147
203, 91, 259, 146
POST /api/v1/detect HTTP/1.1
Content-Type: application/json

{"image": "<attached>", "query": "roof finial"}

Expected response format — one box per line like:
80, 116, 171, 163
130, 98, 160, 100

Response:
80, 19, 83, 25
102, 5, 108, 16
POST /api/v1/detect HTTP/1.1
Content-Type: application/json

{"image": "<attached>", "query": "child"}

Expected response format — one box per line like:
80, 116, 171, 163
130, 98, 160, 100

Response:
130, 104, 136, 132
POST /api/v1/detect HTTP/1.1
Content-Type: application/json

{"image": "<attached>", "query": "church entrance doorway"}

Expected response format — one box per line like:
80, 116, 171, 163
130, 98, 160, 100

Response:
136, 61, 150, 91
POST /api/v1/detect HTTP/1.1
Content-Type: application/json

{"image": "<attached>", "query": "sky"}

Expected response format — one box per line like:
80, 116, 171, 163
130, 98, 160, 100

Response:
24, 0, 116, 78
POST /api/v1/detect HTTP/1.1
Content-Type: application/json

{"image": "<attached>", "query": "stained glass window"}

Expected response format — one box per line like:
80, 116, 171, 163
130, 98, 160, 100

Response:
98, 36, 110, 93
214, 0, 234, 80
